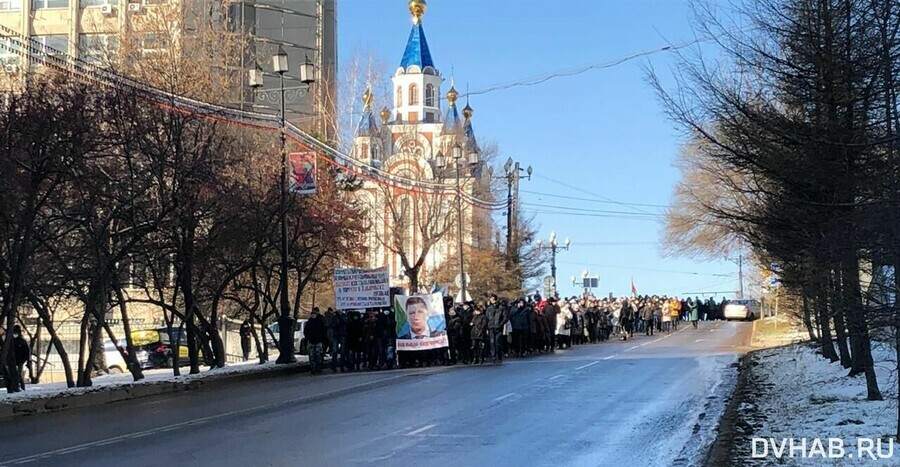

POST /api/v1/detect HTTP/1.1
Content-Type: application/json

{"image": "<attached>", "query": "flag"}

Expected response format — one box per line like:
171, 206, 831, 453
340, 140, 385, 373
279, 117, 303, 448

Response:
631, 277, 638, 298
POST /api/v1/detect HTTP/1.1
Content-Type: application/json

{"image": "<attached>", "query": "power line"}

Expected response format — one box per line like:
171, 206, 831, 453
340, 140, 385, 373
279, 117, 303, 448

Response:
521, 190, 670, 209
525, 210, 661, 221
522, 202, 664, 218
460, 37, 706, 99
571, 241, 658, 246
557, 260, 734, 277
533, 174, 657, 215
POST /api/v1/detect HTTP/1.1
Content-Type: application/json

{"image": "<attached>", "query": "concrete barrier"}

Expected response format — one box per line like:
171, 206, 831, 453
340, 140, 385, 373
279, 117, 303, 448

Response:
0, 362, 308, 420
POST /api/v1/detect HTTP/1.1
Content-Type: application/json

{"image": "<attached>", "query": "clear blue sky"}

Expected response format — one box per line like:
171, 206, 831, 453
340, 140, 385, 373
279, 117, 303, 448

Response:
337, 0, 740, 299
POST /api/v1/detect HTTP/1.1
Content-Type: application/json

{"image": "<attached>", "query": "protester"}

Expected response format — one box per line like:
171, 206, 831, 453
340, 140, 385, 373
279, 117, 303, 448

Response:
304, 308, 328, 374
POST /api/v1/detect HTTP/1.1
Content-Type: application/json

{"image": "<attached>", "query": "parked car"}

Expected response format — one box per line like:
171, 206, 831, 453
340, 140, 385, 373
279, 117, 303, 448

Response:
724, 299, 761, 321
102, 339, 128, 374
130, 328, 190, 369
266, 319, 308, 355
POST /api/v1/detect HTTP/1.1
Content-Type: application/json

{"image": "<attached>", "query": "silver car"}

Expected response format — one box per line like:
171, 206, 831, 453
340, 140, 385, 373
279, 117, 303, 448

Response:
724, 299, 761, 321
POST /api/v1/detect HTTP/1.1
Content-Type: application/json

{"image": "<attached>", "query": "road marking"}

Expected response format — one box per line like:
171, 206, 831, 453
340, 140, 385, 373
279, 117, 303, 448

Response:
0, 374, 409, 467
653, 338, 662, 343
494, 392, 516, 402
575, 361, 600, 370
625, 345, 639, 351
602, 355, 616, 360
694, 339, 707, 343
549, 374, 565, 380
406, 424, 436, 436
639, 342, 649, 347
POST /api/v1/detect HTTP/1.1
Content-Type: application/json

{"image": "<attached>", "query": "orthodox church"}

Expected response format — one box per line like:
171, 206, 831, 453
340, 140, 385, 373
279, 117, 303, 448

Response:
353, 0, 486, 291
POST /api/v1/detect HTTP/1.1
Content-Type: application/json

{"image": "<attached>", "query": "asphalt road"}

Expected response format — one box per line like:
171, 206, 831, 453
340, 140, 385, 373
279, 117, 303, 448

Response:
0, 320, 753, 467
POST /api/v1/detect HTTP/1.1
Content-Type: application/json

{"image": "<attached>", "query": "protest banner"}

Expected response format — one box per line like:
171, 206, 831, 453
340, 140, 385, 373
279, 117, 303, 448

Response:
333, 267, 390, 309
394, 292, 448, 351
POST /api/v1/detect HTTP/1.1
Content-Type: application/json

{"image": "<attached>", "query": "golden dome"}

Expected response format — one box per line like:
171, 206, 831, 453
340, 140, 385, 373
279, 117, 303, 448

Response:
409, 0, 426, 23
446, 85, 458, 107
462, 103, 473, 119
361, 87, 373, 110
380, 107, 391, 124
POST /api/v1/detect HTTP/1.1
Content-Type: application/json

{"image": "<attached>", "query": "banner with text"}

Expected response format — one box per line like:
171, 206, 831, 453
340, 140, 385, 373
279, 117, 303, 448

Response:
333, 267, 390, 310
394, 293, 448, 351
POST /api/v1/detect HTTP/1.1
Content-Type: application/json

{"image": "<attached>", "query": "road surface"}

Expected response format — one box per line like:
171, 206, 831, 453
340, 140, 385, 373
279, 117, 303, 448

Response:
0, 321, 752, 467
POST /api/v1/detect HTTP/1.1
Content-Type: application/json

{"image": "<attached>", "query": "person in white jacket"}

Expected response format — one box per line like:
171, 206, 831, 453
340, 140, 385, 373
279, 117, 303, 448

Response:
555, 303, 573, 349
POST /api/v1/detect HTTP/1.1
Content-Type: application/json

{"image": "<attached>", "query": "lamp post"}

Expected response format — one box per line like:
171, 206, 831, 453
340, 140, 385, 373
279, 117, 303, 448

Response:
248, 47, 315, 364
536, 231, 570, 297
435, 142, 480, 303
501, 157, 532, 265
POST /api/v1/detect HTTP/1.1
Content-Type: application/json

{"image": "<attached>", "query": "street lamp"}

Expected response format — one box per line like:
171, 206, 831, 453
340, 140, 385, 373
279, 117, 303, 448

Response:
536, 231, 570, 297
500, 157, 532, 265
436, 142, 480, 303
248, 46, 316, 364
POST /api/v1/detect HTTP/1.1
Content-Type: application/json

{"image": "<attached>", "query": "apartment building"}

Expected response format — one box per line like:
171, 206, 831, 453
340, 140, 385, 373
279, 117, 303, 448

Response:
0, 0, 336, 134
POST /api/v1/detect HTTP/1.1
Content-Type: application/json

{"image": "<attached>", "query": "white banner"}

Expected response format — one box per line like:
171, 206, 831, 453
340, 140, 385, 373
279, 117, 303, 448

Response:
333, 267, 390, 310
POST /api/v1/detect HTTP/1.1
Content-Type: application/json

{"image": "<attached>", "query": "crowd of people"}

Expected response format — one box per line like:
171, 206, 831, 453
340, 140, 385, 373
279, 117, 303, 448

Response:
299, 293, 732, 373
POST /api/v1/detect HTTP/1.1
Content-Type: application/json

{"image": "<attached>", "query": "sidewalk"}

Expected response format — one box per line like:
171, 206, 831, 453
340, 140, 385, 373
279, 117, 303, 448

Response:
0, 355, 309, 419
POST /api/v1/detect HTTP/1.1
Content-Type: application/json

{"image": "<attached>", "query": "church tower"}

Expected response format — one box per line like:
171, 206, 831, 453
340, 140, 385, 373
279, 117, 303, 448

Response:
391, 0, 443, 126
353, 87, 382, 166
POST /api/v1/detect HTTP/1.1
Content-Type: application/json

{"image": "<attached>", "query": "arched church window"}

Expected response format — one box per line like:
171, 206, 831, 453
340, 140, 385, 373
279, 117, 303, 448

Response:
361, 143, 368, 159
396, 86, 403, 107
409, 84, 419, 105
425, 84, 435, 106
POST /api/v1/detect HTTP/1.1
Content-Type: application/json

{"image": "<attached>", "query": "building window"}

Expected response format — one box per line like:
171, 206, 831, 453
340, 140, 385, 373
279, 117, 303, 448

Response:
409, 83, 419, 106
425, 84, 434, 106
396, 86, 402, 107
133, 32, 169, 54
78, 34, 119, 65
34, 35, 69, 57
360, 143, 368, 159
32, 0, 68, 9
0, 0, 22, 11
80, 0, 107, 6
424, 112, 435, 123
0, 38, 20, 65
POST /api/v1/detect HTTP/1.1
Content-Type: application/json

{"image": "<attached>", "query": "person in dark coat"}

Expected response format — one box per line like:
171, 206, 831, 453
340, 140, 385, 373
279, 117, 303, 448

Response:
304, 309, 328, 374
13, 326, 29, 390
346, 312, 365, 371
239, 319, 252, 361
542, 297, 560, 351
447, 306, 463, 364
470, 305, 488, 364
485, 295, 508, 363
509, 299, 530, 357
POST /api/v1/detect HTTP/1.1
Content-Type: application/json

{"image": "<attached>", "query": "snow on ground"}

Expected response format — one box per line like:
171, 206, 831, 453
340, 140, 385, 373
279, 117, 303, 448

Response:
733, 341, 898, 465
0, 355, 308, 404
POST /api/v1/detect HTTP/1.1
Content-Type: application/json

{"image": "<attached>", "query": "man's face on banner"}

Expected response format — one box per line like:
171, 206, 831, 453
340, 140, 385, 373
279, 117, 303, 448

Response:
408, 300, 429, 335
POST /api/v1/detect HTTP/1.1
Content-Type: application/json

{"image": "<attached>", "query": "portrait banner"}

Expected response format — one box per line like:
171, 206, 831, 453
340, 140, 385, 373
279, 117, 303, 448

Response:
394, 292, 448, 351
333, 267, 390, 310
289, 152, 317, 194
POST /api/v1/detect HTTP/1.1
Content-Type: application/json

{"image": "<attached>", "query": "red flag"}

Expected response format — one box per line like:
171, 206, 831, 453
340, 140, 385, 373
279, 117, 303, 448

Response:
631, 278, 638, 297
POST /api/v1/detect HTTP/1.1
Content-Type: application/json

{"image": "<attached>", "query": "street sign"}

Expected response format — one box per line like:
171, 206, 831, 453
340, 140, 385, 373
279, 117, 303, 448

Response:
582, 277, 599, 288
543, 276, 555, 287
454, 273, 471, 288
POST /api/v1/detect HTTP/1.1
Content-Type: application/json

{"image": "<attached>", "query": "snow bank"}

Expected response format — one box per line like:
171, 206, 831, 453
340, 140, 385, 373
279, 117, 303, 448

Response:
733, 341, 898, 465
0, 356, 308, 404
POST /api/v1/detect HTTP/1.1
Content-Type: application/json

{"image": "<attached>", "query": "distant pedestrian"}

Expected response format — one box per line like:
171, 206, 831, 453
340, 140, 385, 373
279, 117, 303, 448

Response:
239, 320, 252, 361
470, 305, 488, 364
13, 325, 29, 390
304, 308, 328, 374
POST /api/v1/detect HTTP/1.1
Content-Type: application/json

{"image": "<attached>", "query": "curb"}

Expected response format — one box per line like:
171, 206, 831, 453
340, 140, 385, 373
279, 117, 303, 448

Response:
0, 362, 309, 420
704, 353, 752, 467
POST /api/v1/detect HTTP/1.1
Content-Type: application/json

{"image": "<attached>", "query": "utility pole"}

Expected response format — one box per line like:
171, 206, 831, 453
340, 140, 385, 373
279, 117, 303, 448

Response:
738, 252, 744, 298
502, 158, 531, 265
